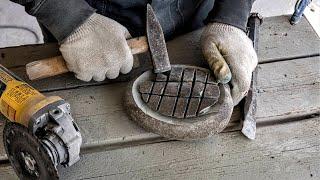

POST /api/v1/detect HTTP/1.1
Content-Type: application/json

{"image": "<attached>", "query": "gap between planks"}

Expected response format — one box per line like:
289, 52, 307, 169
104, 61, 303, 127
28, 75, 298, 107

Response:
1, 117, 319, 179
0, 109, 242, 163
0, 16, 318, 68
0, 55, 319, 162
5, 54, 320, 94
0, 55, 320, 162
1, 15, 318, 94
59, 117, 320, 180
0, 15, 319, 168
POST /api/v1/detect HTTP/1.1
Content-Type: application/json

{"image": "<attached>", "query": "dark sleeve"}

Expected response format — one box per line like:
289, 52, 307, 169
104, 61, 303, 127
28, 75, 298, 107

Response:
10, 0, 95, 42
205, 0, 254, 31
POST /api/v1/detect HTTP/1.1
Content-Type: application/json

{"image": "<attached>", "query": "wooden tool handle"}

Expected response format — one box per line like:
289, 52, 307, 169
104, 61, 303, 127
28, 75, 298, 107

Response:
26, 36, 148, 80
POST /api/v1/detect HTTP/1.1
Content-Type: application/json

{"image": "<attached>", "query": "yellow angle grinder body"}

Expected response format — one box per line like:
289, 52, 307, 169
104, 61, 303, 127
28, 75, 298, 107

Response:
0, 64, 82, 179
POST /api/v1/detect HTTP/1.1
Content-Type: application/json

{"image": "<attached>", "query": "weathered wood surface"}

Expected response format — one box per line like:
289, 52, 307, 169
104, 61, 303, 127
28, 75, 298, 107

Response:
0, 15, 319, 179
59, 117, 320, 180
1, 118, 319, 180
0, 56, 319, 161
0, 85, 241, 160
0, 165, 17, 180
0, 15, 318, 70
4, 53, 151, 92
167, 16, 320, 65
25, 37, 150, 80
258, 15, 320, 62
1, 17, 318, 93
256, 56, 320, 122
0, 119, 4, 161
0, 43, 60, 68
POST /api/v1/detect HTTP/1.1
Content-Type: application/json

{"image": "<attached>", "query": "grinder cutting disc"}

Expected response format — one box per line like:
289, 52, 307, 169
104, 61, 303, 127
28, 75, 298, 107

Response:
124, 65, 233, 140
3, 122, 59, 180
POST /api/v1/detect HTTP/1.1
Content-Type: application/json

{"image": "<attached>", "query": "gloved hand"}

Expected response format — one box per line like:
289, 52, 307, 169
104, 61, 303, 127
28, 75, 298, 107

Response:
59, 13, 133, 82
201, 23, 258, 105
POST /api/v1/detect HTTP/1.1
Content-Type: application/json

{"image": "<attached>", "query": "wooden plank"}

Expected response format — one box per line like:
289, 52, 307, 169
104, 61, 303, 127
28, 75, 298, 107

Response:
1, 16, 316, 93
0, 16, 318, 70
0, 56, 319, 160
256, 56, 320, 122
2, 117, 319, 180
258, 15, 320, 62
0, 82, 241, 160
0, 120, 4, 161
0, 43, 60, 68
164, 16, 320, 66
9, 65, 147, 92
60, 118, 320, 179
0, 17, 319, 176
0, 165, 17, 180
304, 1, 320, 38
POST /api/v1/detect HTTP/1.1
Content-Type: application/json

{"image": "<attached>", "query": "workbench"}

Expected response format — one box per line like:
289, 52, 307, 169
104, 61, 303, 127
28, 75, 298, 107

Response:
0, 15, 319, 180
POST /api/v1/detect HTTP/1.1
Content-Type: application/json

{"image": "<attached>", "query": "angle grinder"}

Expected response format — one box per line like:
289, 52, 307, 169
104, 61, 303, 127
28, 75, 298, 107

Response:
0, 64, 82, 179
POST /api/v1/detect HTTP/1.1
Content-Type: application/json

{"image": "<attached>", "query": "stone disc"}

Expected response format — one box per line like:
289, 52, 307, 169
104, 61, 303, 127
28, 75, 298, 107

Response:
124, 65, 233, 140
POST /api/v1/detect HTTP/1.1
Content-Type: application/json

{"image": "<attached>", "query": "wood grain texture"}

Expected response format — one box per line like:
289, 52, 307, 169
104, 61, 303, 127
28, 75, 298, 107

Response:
8, 60, 150, 92
166, 16, 320, 66
0, 165, 17, 180
127, 36, 148, 54
0, 16, 318, 69
0, 56, 319, 160
25, 37, 149, 80
9, 19, 320, 92
258, 15, 320, 62
61, 118, 319, 180
2, 118, 319, 180
8, 51, 153, 92
256, 56, 320, 122
0, 82, 240, 160
26, 55, 68, 80
0, 121, 4, 161
0, 43, 60, 68
0, 16, 319, 179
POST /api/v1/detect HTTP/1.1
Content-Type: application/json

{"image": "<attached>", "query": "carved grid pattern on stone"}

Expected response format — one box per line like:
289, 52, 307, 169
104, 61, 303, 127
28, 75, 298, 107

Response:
139, 66, 220, 119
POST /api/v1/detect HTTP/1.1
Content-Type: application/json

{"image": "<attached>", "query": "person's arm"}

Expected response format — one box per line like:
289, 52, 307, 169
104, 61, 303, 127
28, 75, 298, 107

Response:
205, 0, 254, 31
11, 0, 133, 82
10, 0, 95, 42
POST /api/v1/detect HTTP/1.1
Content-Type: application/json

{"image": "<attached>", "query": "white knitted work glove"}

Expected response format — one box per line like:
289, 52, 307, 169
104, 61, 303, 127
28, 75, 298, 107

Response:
59, 13, 133, 82
201, 23, 258, 105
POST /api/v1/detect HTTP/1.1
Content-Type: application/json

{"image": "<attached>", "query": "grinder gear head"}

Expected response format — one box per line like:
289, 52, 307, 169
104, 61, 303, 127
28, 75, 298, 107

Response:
0, 64, 82, 179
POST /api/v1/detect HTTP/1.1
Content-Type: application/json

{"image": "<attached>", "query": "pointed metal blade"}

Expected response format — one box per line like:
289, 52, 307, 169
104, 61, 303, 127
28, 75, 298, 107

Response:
146, 4, 171, 73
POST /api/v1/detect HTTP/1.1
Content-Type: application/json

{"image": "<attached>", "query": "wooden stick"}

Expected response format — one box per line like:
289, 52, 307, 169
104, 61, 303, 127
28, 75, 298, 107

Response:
26, 36, 148, 80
